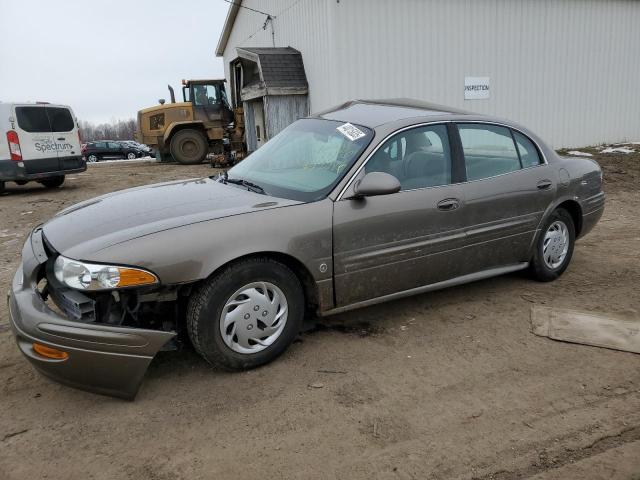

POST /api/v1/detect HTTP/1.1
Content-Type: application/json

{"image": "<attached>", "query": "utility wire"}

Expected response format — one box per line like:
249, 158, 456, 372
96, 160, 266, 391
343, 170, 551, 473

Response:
220, 0, 275, 18
235, 0, 304, 46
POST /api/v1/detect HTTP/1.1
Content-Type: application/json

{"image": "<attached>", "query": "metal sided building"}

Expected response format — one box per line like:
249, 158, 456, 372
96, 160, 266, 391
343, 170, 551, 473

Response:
216, 0, 640, 149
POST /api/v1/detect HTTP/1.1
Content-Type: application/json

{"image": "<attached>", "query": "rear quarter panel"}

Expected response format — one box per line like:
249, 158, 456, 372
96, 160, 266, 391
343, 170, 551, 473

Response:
536, 154, 604, 242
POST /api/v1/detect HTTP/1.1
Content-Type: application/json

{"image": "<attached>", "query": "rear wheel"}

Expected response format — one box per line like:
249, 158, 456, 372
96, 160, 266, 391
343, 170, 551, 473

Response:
530, 208, 575, 281
0, 181, 5, 194
15, 180, 28, 186
187, 257, 305, 370
39, 176, 65, 189
87, 154, 98, 163
170, 129, 208, 165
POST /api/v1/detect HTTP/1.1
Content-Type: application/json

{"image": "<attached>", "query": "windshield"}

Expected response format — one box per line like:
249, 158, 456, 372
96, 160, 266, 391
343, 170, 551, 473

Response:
225, 118, 373, 201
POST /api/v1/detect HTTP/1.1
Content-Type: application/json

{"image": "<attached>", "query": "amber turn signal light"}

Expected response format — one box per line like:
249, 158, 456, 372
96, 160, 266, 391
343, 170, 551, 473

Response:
117, 268, 158, 288
33, 343, 69, 360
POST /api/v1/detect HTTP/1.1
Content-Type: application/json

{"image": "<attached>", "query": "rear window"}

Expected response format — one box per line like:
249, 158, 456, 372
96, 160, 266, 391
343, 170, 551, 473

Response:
48, 107, 75, 132
15, 106, 51, 132
15, 106, 75, 133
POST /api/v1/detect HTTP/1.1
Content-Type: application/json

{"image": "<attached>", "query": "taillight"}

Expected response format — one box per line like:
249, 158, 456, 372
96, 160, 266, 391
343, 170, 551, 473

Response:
6, 130, 22, 161
78, 128, 82, 145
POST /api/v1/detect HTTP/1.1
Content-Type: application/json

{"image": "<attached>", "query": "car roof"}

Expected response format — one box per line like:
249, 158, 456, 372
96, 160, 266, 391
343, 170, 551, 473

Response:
313, 99, 472, 128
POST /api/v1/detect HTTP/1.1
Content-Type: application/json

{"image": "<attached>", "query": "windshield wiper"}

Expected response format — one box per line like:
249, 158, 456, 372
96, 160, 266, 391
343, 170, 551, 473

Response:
213, 171, 266, 195
226, 177, 266, 195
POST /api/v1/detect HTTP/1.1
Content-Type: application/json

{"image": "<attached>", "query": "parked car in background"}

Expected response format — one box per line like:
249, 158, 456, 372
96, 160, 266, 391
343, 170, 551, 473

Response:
8, 100, 605, 398
0, 102, 85, 193
120, 140, 154, 157
81, 141, 143, 162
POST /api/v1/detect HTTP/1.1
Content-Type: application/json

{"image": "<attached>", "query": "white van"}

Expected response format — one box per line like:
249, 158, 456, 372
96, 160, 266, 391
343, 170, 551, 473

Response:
0, 102, 86, 193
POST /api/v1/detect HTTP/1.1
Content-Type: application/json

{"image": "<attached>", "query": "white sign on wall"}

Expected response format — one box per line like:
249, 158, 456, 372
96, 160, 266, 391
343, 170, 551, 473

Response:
464, 76, 490, 100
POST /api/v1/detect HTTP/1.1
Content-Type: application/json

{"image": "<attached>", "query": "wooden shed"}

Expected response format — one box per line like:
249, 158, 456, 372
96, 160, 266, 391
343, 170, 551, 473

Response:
229, 47, 309, 152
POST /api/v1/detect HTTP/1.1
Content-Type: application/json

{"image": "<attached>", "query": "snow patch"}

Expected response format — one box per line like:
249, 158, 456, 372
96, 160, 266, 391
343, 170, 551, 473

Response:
566, 150, 593, 157
600, 147, 635, 154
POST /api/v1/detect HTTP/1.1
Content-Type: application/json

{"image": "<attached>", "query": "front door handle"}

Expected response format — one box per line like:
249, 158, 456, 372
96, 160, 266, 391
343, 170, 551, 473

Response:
537, 179, 552, 190
437, 198, 460, 211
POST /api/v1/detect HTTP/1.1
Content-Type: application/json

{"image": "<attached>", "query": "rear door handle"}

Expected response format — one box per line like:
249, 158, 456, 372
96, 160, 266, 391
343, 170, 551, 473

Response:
537, 179, 552, 190
437, 198, 460, 211
57, 137, 65, 141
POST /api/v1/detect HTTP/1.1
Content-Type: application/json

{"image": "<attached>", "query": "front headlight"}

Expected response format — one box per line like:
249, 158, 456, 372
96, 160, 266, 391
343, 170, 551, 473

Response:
53, 255, 158, 291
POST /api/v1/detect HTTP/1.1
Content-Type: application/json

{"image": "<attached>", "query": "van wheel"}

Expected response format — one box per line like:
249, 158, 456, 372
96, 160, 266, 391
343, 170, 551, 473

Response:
530, 208, 575, 282
187, 257, 305, 370
40, 176, 65, 189
170, 129, 208, 165
15, 180, 28, 186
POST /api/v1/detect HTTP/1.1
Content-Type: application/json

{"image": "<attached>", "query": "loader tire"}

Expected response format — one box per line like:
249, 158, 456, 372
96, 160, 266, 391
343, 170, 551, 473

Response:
170, 129, 208, 165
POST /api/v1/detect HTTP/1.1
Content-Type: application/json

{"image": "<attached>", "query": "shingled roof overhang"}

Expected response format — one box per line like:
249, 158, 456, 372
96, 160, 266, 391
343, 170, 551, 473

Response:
236, 47, 308, 101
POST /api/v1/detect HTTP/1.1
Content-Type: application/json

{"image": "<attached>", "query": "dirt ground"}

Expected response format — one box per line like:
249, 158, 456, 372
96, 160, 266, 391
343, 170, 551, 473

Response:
0, 152, 639, 480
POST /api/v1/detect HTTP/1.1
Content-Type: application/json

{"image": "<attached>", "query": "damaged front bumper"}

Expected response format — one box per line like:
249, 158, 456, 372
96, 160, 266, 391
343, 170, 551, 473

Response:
7, 228, 175, 399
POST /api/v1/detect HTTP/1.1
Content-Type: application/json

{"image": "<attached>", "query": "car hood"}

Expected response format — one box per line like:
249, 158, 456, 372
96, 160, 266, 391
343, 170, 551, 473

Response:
42, 177, 300, 259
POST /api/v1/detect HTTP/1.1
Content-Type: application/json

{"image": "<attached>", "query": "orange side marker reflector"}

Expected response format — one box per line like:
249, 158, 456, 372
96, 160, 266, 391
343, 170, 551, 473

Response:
33, 343, 69, 360
117, 268, 157, 288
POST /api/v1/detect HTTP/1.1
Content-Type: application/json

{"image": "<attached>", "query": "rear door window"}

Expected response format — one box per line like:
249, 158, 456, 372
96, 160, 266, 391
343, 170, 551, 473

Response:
457, 124, 521, 181
47, 107, 75, 132
15, 106, 51, 132
513, 131, 542, 168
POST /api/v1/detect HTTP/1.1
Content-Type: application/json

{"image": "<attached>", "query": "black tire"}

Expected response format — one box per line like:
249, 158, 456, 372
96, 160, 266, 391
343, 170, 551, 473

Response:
15, 180, 28, 186
187, 257, 305, 370
0, 181, 5, 194
126, 152, 137, 160
530, 208, 575, 282
39, 176, 65, 189
87, 154, 99, 163
170, 129, 208, 165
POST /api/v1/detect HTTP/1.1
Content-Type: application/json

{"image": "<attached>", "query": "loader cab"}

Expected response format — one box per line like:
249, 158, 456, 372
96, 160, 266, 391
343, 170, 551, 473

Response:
182, 80, 233, 125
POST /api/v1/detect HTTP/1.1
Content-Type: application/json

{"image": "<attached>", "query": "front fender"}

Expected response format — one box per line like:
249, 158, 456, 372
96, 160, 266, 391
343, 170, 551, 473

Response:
163, 121, 206, 144
87, 199, 335, 299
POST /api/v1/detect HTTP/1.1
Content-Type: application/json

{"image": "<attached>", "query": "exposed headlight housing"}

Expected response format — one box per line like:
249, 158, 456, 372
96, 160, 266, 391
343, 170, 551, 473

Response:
53, 255, 158, 291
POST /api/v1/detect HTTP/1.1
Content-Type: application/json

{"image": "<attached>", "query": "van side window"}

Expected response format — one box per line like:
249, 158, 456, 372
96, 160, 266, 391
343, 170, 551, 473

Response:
512, 131, 542, 168
47, 108, 74, 132
365, 124, 452, 190
15, 107, 51, 133
458, 124, 521, 181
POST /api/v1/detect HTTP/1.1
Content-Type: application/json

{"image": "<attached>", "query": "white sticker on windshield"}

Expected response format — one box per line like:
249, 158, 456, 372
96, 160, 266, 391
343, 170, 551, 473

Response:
336, 123, 366, 141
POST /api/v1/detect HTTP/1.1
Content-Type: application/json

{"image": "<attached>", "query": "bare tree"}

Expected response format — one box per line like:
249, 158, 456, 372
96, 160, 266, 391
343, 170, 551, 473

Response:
79, 118, 138, 142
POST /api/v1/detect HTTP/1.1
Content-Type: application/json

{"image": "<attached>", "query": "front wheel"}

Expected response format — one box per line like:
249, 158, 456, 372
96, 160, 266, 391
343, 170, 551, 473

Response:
39, 176, 65, 189
530, 208, 575, 281
87, 154, 98, 163
170, 129, 208, 165
187, 258, 305, 370
126, 152, 137, 160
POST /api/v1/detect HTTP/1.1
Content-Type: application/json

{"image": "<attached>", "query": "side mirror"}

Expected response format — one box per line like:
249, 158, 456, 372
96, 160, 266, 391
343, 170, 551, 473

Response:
352, 171, 401, 198
158, 98, 166, 105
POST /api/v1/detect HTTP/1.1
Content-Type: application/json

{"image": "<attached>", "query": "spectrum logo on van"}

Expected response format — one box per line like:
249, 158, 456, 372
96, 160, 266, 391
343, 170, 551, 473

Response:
34, 139, 74, 152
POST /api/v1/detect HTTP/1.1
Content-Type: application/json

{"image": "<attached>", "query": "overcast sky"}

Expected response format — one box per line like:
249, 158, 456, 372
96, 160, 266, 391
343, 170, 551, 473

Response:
0, 0, 230, 124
